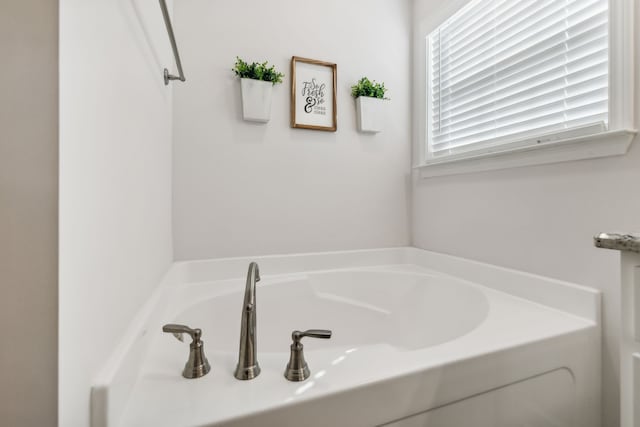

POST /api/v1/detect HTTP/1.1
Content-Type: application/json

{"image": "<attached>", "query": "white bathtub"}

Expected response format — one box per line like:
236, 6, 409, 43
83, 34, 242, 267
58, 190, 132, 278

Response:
92, 248, 601, 427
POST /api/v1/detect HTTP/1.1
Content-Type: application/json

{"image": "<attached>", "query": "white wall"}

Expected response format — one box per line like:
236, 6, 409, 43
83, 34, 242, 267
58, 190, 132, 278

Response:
59, 0, 174, 425
0, 1, 58, 425
411, 1, 640, 425
172, 0, 412, 260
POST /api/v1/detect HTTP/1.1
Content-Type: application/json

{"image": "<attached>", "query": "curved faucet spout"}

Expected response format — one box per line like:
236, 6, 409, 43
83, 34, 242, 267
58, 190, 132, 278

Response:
234, 262, 261, 380
243, 262, 260, 308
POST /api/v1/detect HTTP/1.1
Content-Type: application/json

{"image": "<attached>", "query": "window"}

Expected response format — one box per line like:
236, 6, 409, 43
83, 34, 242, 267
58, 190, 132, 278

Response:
422, 0, 633, 171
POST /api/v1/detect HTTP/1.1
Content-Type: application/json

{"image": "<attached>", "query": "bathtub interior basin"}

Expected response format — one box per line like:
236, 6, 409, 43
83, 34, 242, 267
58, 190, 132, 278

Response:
173, 270, 490, 352
94, 248, 601, 427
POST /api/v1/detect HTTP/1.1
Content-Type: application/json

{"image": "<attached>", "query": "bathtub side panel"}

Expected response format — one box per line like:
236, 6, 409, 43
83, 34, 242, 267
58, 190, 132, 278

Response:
382, 369, 577, 427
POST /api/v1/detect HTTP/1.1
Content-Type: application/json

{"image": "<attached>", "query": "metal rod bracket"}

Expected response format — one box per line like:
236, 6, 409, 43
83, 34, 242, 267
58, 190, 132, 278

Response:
160, 0, 186, 85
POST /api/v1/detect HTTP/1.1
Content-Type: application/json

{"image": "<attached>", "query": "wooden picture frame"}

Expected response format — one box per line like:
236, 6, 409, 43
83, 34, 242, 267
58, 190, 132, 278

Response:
290, 56, 337, 132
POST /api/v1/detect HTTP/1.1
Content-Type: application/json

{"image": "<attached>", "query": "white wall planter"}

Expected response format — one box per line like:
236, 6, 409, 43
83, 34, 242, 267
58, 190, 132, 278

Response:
356, 96, 387, 133
240, 78, 273, 123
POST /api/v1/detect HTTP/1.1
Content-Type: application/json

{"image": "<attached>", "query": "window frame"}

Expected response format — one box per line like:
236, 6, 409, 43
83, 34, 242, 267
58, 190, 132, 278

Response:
414, 0, 636, 178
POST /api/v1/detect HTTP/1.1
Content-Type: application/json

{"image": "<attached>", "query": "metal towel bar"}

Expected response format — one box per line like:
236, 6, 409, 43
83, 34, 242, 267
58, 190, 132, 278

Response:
159, 0, 185, 85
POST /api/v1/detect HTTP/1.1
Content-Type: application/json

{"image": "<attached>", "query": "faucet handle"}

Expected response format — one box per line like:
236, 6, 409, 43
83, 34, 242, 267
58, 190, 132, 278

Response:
162, 323, 211, 379
285, 329, 332, 382
292, 329, 332, 345
162, 323, 201, 343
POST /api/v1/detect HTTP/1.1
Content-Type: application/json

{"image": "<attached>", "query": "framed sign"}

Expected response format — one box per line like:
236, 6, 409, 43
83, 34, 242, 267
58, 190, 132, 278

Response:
290, 56, 337, 132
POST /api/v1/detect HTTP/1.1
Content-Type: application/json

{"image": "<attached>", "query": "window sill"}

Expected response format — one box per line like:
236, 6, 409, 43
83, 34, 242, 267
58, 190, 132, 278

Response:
415, 129, 637, 178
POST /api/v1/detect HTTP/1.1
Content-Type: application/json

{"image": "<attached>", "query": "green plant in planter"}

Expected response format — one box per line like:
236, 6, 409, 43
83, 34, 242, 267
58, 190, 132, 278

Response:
351, 77, 388, 99
232, 57, 284, 84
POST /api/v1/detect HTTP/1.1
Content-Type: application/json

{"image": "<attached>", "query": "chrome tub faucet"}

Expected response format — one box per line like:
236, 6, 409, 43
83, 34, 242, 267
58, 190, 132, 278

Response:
234, 262, 261, 380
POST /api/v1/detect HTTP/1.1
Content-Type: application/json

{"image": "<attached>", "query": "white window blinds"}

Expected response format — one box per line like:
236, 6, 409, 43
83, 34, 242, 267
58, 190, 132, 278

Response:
427, 0, 609, 160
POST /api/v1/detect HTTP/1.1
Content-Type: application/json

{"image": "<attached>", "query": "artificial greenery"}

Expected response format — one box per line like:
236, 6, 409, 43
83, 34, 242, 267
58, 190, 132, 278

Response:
351, 77, 387, 99
232, 57, 284, 84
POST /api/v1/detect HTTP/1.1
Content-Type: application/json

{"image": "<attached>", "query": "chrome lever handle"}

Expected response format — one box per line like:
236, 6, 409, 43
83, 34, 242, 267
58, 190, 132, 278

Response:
162, 323, 210, 379
285, 329, 332, 382
292, 329, 332, 344
162, 323, 202, 343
